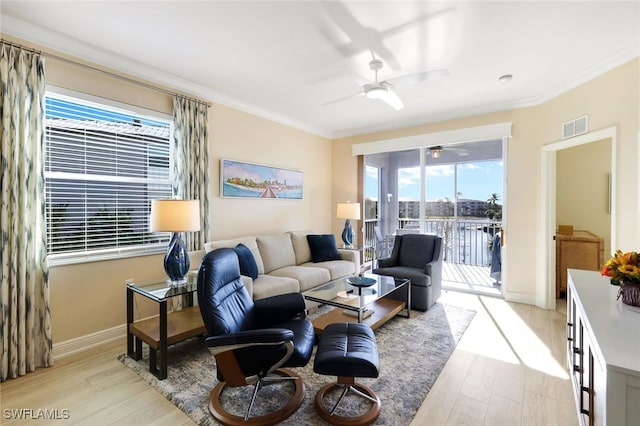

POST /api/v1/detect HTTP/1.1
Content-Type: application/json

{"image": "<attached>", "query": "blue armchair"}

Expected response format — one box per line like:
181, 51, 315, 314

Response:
373, 234, 443, 311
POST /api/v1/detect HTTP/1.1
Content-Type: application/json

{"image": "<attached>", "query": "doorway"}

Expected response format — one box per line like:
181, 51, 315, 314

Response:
541, 126, 616, 309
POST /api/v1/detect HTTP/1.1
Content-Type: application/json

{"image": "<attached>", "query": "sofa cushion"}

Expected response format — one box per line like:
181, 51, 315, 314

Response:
251, 274, 300, 300
232, 243, 259, 280
302, 259, 355, 280
270, 266, 331, 292
289, 230, 313, 265
204, 236, 264, 274
257, 233, 296, 274
307, 234, 341, 263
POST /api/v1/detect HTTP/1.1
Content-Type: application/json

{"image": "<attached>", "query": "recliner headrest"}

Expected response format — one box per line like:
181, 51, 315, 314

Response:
197, 248, 255, 336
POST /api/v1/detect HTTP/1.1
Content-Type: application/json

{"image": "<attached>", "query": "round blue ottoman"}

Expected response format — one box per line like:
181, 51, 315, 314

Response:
313, 322, 380, 426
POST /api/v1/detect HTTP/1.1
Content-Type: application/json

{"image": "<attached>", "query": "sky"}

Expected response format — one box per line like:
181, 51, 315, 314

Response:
366, 161, 503, 202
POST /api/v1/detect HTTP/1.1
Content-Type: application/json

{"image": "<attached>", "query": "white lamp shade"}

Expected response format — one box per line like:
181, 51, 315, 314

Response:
336, 202, 361, 220
150, 199, 201, 232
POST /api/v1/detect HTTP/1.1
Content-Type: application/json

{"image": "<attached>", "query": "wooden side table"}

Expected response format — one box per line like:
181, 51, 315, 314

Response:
555, 230, 604, 298
126, 279, 206, 379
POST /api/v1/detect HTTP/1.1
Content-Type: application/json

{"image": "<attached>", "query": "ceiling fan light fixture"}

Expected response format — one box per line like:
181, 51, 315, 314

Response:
364, 85, 387, 100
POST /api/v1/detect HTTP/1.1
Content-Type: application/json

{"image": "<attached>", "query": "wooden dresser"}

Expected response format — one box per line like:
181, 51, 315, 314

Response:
556, 230, 604, 298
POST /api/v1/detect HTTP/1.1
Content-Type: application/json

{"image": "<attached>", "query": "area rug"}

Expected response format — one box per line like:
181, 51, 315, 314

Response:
118, 303, 475, 425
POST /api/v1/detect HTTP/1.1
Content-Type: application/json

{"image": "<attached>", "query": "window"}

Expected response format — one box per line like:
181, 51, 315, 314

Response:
44, 91, 173, 264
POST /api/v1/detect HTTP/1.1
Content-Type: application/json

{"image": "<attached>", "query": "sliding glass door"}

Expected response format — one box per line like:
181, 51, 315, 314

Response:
364, 140, 503, 272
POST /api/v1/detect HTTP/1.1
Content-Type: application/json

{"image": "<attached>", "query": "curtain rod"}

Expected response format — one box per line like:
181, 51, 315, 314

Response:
1, 39, 212, 108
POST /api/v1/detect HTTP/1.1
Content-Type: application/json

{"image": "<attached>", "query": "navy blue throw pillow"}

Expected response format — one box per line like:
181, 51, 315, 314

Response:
232, 243, 259, 280
307, 234, 341, 263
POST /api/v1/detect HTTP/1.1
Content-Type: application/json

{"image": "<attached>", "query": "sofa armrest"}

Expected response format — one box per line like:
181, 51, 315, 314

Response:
338, 248, 360, 274
240, 275, 254, 299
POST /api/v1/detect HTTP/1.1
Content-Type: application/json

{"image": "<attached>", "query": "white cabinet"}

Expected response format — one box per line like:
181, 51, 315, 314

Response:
567, 270, 640, 426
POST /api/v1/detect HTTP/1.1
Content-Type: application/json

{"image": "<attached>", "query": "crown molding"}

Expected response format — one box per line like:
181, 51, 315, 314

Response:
531, 46, 640, 105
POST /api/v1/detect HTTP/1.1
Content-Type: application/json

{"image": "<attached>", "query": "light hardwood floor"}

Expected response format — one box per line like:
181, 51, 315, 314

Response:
413, 291, 578, 426
1, 291, 577, 425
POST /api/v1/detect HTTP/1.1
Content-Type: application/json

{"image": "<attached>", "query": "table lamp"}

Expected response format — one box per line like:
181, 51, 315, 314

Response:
150, 199, 201, 285
336, 202, 361, 248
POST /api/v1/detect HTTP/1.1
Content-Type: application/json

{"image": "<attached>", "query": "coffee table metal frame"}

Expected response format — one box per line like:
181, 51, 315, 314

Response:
303, 273, 410, 333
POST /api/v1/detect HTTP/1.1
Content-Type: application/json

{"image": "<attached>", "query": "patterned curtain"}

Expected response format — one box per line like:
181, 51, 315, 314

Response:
172, 96, 210, 250
0, 43, 53, 381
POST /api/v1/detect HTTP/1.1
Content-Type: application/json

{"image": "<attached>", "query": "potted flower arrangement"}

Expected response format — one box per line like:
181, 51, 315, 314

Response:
601, 250, 640, 306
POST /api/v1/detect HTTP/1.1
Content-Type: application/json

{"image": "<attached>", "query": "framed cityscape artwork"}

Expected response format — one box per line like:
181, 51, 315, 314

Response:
220, 159, 303, 199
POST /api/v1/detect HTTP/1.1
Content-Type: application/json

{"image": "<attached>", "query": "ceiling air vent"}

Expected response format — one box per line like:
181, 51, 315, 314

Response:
562, 115, 588, 139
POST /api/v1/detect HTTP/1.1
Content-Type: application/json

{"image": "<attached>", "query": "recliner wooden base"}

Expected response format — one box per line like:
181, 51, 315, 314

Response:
208, 368, 305, 426
314, 378, 381, 426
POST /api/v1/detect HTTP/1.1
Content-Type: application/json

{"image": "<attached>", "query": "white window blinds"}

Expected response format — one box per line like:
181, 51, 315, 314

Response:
44, 92, 173, 263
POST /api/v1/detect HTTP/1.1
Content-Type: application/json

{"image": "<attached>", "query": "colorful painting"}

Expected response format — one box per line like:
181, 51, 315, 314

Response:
221, 159, 303, 199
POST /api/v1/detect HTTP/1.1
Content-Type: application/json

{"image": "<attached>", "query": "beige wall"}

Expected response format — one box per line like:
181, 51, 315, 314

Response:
210, 104, 332, 239
334, 59, 639, 303
556, 139, 612, 256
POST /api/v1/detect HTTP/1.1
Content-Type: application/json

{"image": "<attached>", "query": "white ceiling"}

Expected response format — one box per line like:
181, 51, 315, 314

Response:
2, 1, 639, 138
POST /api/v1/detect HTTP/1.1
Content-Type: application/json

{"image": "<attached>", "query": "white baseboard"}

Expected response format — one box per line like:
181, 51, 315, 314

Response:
53, 324, 126, 360
503, 290, 537, 306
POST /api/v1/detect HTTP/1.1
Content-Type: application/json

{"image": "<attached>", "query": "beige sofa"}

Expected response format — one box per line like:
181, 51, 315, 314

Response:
204, 230, 360, 300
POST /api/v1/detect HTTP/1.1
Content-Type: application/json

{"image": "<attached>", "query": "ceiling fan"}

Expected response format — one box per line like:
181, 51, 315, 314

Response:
428, 145, 469, 159
324, 55, 449, 111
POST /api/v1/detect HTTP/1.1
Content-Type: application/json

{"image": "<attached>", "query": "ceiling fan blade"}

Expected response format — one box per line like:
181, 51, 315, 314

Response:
379, 86, 404, 111
384, 69, 450, 87
321, 2, 401, 71
380, 7, 454, 40
446, 146, 469, 156
322, 90, 365, 106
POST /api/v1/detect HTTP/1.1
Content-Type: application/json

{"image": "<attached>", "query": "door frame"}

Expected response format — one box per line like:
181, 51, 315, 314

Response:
540, 126, 617, 309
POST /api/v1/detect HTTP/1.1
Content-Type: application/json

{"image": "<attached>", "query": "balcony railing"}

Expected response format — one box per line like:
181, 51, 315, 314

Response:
364, 219, 501, 267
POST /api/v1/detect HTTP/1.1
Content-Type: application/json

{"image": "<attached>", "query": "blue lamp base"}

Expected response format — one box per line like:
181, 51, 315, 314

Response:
164, 232, 190, 285
341, 219, 354, 248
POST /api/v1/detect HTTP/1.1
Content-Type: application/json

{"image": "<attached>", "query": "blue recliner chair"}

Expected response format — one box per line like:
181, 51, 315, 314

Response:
373, 234, 443, 311
197, 248, 315, 425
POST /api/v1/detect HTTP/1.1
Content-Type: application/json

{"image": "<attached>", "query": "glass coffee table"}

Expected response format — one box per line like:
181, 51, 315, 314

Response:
303, 273, 410, 334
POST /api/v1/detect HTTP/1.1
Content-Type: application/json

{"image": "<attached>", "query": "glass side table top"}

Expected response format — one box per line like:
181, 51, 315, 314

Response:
303, 273, 409, 310
126, 278, 198, 302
